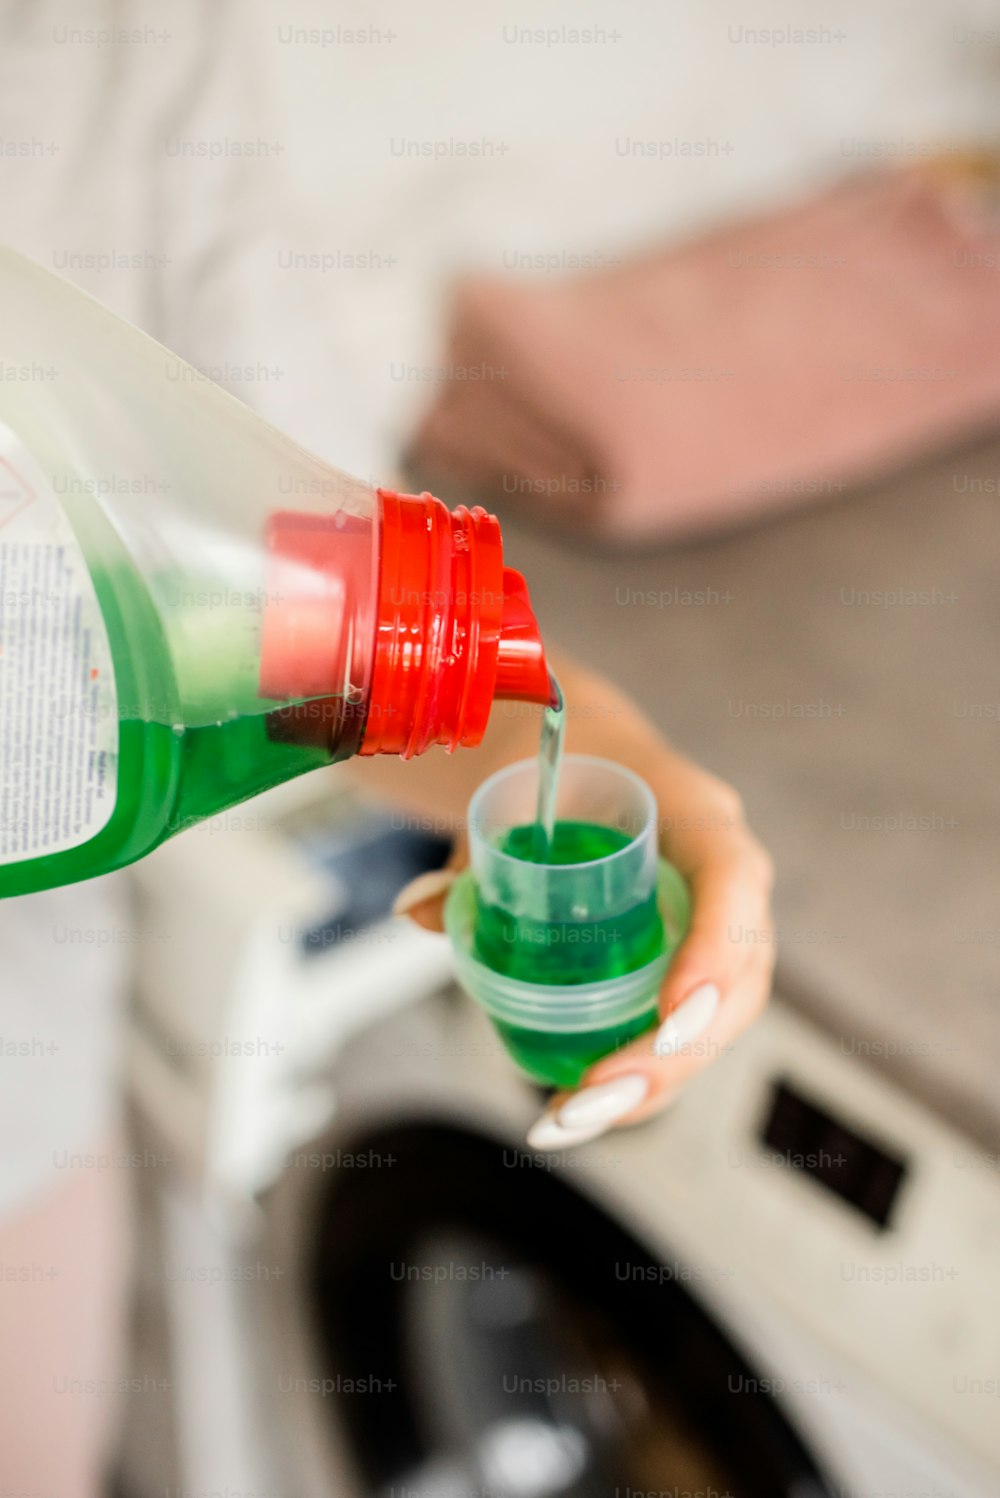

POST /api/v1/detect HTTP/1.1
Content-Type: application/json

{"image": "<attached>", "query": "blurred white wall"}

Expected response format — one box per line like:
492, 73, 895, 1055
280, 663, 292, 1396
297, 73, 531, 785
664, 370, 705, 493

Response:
3, 0, 1000, 481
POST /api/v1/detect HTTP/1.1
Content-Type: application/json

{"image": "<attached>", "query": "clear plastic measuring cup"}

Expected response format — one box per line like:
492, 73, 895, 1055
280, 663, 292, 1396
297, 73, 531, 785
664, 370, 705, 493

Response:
445, 755, 690, 1087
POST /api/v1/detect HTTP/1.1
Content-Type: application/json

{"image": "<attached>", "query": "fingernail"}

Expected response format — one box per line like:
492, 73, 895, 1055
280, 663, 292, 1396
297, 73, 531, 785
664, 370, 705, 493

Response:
525, 1114, 606, 1152
556, 1073, 649, 1132
653, 983, 720, 1057
392, 869, 456, 917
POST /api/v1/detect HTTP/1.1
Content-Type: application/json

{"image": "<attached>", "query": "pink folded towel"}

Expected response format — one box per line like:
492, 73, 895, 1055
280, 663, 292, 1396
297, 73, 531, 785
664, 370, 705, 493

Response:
410, 165, 1000, 541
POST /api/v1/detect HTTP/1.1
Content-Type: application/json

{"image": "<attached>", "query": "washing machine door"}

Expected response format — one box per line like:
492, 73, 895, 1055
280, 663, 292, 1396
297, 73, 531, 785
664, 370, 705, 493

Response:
309, 1122, 835, 1498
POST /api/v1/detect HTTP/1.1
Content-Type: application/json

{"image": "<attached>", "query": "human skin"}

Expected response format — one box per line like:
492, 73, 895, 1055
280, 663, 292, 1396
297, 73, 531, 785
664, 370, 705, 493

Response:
0, 1125, 128, 1498
354, 649, 776, 1145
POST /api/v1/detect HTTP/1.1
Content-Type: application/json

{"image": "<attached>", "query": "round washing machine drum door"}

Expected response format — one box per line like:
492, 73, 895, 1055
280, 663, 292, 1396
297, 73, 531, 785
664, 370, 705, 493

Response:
309, 1123, 835, 1498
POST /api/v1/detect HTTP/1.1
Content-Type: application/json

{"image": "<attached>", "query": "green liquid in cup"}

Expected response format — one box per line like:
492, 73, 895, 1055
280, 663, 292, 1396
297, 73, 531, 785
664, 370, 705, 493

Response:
473, 818, 666, 1088
491, 1005, 660, 1091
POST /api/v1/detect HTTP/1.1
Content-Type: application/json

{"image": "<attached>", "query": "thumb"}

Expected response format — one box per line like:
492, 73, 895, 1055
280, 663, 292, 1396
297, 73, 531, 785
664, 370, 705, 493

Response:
392, 852, 466, 933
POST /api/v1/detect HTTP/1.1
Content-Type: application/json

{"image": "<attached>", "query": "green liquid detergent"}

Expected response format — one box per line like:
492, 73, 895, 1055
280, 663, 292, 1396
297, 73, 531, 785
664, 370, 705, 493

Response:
472, 676, 669, 1088
2, 545, 340, 898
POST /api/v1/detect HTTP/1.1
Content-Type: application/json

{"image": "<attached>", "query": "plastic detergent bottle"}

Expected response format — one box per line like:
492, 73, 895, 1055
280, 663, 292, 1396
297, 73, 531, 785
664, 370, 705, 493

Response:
0, 247, 550, 898
446, 752, 691, 1088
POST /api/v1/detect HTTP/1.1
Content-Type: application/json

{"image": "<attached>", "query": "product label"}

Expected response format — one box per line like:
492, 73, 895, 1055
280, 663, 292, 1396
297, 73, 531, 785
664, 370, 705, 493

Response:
0, 422, 118, 863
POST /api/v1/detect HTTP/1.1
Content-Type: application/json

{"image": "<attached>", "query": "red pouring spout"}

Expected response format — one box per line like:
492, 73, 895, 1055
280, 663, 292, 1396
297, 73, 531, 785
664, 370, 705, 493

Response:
495, 566, 551, 706
361, 490, 551, 756
258, 489, 550, 759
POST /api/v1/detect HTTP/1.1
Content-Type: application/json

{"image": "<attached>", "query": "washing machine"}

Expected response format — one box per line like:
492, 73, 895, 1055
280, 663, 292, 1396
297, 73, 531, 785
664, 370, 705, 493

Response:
117, 777, 1000, 1498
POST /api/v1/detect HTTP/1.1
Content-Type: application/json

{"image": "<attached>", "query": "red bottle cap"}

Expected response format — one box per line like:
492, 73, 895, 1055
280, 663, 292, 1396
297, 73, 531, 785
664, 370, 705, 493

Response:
361, 489, 550, 756
258, 490, 550, 759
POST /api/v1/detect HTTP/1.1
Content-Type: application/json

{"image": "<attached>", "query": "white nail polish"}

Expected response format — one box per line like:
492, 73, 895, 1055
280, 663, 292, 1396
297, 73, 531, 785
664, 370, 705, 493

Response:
391, 868, 456, 916
653, 983, 720, 1057
525, 1115, 606, 1152
557, 1073, 649, 1132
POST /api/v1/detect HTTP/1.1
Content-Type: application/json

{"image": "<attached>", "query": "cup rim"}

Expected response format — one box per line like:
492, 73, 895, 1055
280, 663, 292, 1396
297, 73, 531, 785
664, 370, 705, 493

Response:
467, 753, 658, 874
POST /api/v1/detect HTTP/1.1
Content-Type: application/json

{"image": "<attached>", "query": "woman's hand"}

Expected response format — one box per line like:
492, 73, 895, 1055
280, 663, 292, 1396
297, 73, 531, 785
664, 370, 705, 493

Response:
362, 652, 775, 1149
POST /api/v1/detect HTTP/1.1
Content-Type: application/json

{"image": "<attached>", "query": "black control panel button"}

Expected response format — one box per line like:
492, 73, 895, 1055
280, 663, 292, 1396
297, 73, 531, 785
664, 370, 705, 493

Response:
760, 1078, 909, 1230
